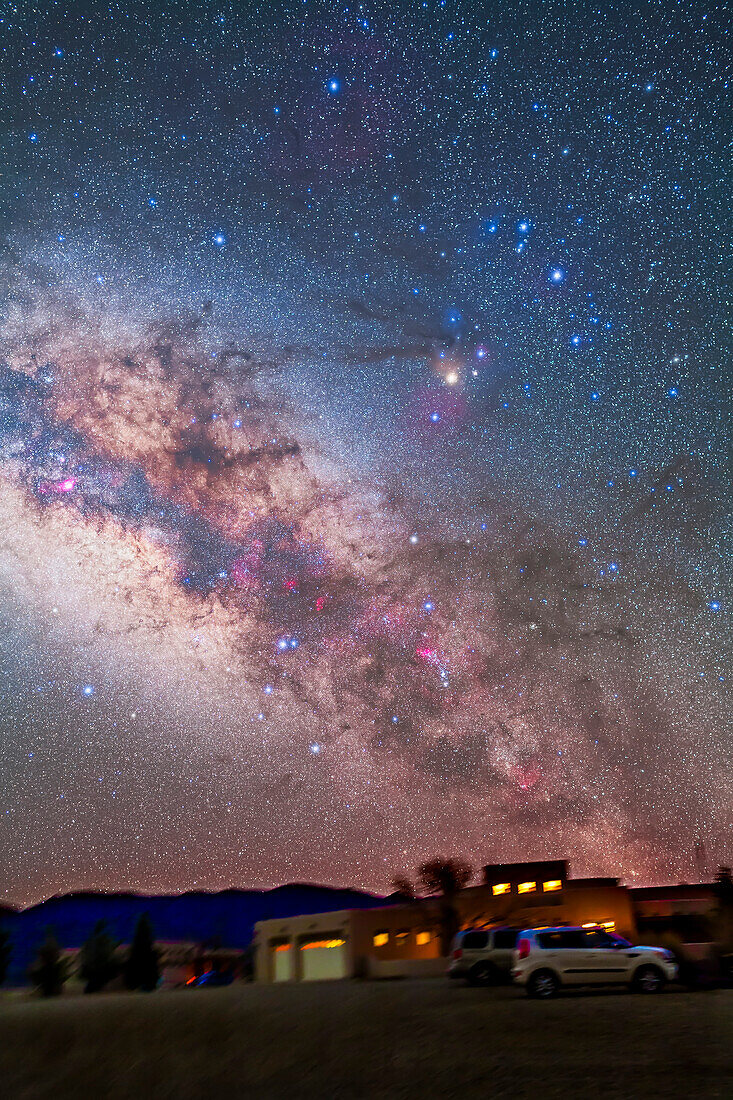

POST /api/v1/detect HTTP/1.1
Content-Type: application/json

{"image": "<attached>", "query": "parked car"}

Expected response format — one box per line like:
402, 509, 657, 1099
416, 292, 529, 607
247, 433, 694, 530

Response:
511, 926, 678, 998
448, 926, 521, 985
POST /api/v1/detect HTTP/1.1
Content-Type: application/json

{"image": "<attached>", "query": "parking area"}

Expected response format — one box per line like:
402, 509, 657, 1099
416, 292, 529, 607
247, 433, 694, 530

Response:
1, 979, 731, 1098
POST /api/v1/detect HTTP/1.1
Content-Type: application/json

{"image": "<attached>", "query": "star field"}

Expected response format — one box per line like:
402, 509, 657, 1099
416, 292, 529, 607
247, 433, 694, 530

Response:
0, 0, 730, 905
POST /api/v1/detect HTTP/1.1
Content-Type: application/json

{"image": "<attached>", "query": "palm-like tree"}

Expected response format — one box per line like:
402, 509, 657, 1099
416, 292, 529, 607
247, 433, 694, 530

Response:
393, 858, 473, 955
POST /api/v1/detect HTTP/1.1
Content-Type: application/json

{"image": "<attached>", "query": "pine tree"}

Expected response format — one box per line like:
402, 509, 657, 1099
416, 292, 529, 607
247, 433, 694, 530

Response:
124, 914, 160, 992
79, 920, 119, 993
29, 928, 67, 997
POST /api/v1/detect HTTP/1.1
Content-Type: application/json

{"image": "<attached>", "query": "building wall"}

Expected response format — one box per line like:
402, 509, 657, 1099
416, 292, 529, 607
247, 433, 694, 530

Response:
453, 882, 636, 940
254, 905, 445, 982
254, 910, 355, 982
349, 905, 442, 968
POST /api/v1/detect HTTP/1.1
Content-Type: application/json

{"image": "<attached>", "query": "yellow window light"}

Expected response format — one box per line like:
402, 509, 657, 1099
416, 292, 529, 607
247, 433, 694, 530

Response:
517, 881, 537, 894
492, 882, 511, 896
301, 939, 345, 951
415, 931, 431, 945
273, 944, 291, 953
543, 879, 562, 892
373, 932, 389, 947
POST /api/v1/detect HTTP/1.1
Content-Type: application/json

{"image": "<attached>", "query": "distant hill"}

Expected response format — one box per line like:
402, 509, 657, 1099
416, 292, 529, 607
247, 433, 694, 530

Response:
0, 883, 390, 986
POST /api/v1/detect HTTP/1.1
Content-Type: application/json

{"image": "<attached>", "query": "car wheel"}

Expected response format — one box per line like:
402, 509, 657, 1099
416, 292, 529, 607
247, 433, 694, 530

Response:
633, 965, 665, 994
527, 969, 559, 999
468, 962, 498, 987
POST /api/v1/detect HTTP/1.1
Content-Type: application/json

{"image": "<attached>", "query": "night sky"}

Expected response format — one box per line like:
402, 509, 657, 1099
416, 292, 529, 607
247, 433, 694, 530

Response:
0, 0, 729, 907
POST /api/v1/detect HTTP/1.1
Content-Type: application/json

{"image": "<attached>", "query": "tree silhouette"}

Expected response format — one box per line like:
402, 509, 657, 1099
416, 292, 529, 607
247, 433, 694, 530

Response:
29, 928, 67, 997
124, 914, 160, 992
390, 875, 417, 901
79, 920, 119, 993
417, 857, 473, 955
0, 926, 10, 986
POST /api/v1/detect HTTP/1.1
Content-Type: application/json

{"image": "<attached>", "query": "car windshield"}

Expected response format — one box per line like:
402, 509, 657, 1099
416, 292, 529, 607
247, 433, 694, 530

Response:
609, 933, 632, 948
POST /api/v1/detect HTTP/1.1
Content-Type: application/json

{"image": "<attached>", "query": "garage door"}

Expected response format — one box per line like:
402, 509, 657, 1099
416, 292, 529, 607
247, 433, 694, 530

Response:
300, 938, 347, 981
272, 944, 293, 982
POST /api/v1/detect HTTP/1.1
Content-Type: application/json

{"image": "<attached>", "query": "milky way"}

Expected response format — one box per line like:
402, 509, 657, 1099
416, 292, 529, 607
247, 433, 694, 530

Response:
0, 0, 730, 905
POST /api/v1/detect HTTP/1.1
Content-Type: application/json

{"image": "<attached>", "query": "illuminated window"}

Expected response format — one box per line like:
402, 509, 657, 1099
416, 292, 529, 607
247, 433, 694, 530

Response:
395, 929, 410, 946
415, 931, 431, 945
543, 879, 562, 892
492, 882, 511, 896
517, 881, 537, 894
373, 931, 389, 947
273, 944, 291, 953
300, 939, 345, 950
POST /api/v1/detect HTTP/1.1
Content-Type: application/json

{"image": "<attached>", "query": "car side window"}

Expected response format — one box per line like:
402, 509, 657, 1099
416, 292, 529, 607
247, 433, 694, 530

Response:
493, 930, 518, 949
582, 930, 610, 948
461, 931, 489, 949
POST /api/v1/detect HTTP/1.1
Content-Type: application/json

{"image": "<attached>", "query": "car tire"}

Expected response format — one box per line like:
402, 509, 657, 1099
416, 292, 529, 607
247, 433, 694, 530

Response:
632, 965, 665, 994
527, 969, 559, 999
468, 962, 498, 987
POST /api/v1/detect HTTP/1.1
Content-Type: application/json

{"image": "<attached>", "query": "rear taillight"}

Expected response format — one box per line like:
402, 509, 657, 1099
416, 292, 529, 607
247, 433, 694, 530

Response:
452, 948, 463, 959
517, 938, 530, 960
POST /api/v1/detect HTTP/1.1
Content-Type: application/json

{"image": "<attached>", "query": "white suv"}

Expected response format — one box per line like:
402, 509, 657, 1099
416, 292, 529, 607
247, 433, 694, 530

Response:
448, 927, 520, 985
512, 926, 677, 998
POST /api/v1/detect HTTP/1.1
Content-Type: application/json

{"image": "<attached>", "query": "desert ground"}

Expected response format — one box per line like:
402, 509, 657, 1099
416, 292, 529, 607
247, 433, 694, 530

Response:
1, 979, 731, 1099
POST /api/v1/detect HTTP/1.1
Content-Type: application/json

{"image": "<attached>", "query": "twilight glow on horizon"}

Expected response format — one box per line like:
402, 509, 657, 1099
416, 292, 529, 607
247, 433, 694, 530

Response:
0, 0, 729, 907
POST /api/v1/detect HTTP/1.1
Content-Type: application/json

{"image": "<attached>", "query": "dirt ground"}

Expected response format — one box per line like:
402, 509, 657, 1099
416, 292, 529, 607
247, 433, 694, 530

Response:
0, 979, 731, 1099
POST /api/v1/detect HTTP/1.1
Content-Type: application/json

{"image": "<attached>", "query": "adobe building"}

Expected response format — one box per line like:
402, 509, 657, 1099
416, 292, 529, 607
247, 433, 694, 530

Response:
254, 859, 638, 983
